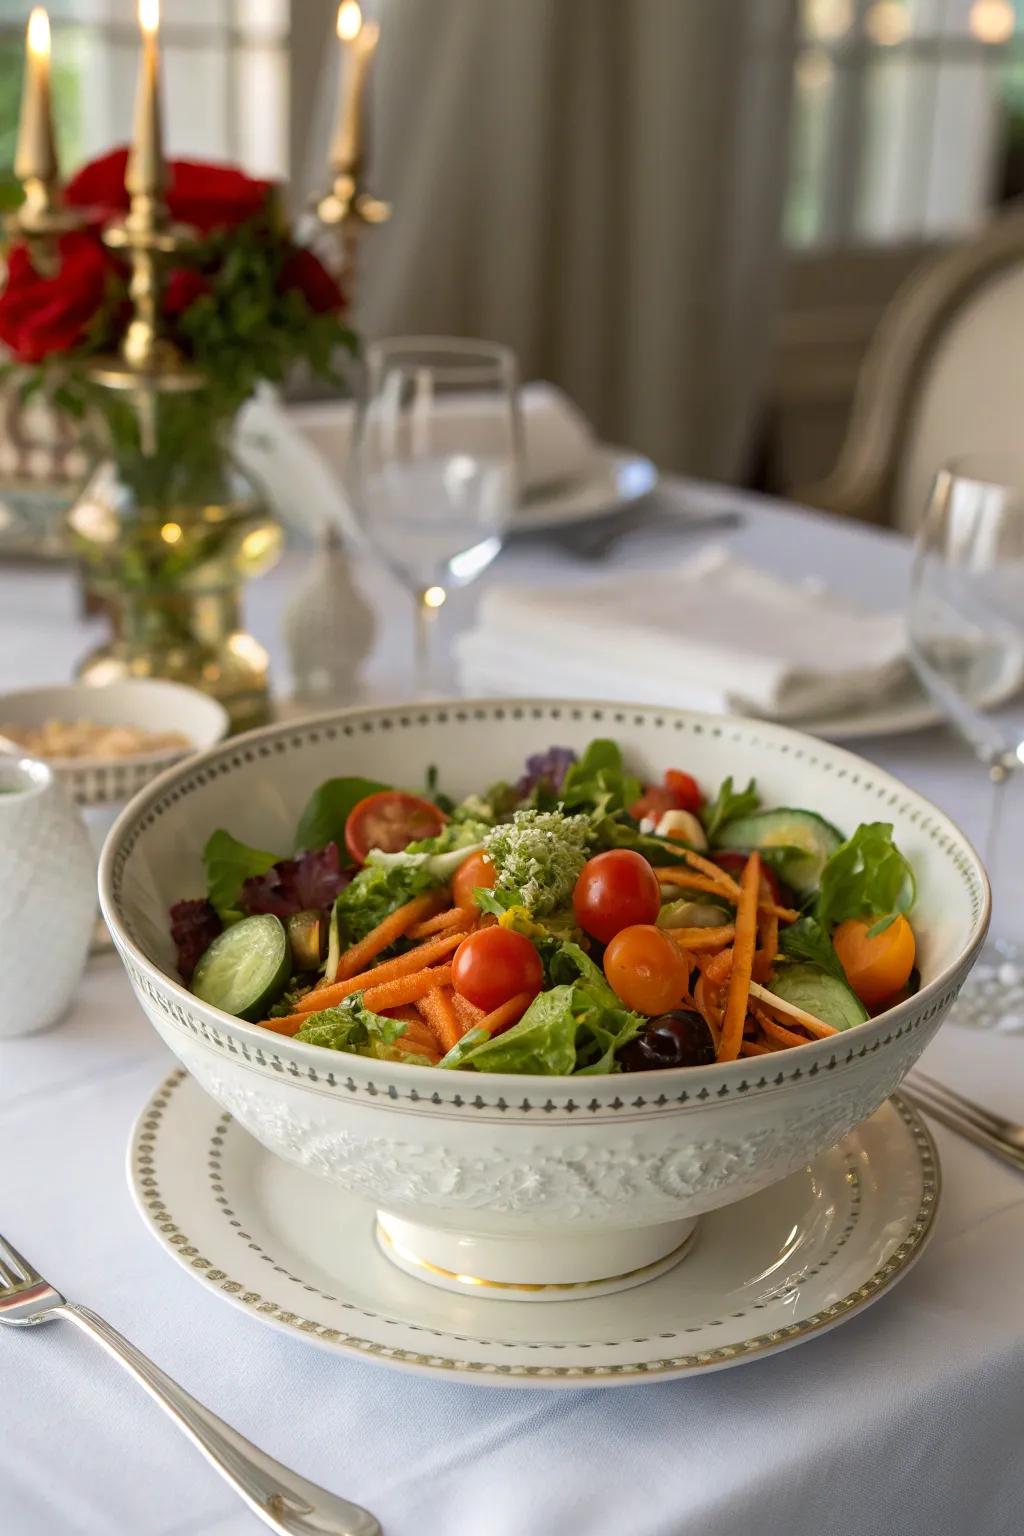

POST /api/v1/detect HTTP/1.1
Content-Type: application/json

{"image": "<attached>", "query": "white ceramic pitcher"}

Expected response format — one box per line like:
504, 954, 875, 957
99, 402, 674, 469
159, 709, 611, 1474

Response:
0, 757, 96, 1037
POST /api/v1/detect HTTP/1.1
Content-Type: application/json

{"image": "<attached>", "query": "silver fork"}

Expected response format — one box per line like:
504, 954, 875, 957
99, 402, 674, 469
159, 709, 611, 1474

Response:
0, 1229, 381, 1536
902, 1073, 1024, 1172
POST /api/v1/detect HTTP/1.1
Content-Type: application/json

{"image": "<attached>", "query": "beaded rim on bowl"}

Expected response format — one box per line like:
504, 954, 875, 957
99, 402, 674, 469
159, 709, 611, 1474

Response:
99, 698, 990, 1099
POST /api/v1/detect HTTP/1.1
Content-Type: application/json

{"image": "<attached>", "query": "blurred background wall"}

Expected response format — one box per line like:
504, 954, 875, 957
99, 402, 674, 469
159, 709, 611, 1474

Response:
2, 0, 1022, 502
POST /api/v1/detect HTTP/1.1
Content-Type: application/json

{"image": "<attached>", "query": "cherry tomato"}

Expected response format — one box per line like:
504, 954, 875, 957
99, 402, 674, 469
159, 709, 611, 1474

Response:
629, 785, 679, 823
452, 849, 497, 912
664, 770, 702, 813
344, 791, 447, 864
833, 914, 916, 1008
604, 925, 690, 1015
714, 850, 783, 905
452, 927, 543, 1013
572, 850, 661, 944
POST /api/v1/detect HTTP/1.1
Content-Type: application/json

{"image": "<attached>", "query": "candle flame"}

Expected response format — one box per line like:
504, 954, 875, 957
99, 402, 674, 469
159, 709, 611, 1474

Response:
27, 7, 51, 60
138, 0, 159, 37
337, 1, 362, 41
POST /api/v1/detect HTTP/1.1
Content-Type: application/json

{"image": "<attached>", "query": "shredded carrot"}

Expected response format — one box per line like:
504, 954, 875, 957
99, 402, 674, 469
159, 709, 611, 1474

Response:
255, 1012, 307, 1037
740, 1037, 782, 1057
758, 881, 779, 969
756, 1012, 810, 1050
747, 980, 839, 1038
657, 870, 738, 899
416, 987, 463, 1053
363, 963, 454, 1012
408, 908, 471, 941
477, 991, 533, 1037
655, 867, 798, 924
395, 1035, 441, 1064
700, 948, 734, 987
334, 891, 446, 981
292, 930, 465, 1015
452, 992, 487, 1032
717, 853, 760, 1062
681, 849, 743, 895
665, 924, 736, 951
693, 972, 724, 1040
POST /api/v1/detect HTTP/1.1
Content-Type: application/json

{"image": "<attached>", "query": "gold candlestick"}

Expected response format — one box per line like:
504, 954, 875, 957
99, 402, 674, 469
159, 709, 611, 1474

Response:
9, 8, 84, 251
316, 1, 390, 289
90, 0, 201, 392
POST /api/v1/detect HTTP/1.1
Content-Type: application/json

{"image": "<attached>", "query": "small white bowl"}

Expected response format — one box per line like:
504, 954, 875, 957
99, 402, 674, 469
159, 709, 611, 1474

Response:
0, 680, 230, 873
0, 679, 230, 813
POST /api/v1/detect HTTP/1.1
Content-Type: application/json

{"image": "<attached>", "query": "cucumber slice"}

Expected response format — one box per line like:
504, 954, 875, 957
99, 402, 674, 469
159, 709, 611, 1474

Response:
768, 963, 868, 1031
714, 809, 844, 895
191, 914, 291, 1020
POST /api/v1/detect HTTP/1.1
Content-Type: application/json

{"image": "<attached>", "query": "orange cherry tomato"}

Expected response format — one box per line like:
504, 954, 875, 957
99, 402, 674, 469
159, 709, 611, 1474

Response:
573, 850, 662, 944
344, 791, 447, 864
833, 914, 916, 1008
452, 927, 543, 1013
603, 924, 690, 1015
452, 849, 497, 912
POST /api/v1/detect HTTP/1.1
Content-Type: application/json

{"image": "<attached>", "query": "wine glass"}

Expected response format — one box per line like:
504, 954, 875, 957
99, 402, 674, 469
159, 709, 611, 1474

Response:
908, 452, 1024, 1031
349, 336, 521, 694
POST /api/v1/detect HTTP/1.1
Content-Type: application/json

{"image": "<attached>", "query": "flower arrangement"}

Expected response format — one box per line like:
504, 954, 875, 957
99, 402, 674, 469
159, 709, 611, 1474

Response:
0, 147, 355, 412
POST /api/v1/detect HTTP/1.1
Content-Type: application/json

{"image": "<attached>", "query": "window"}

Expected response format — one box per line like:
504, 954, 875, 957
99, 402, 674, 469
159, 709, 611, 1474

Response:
788, 0, 1024, 248
0, 0, 291, 180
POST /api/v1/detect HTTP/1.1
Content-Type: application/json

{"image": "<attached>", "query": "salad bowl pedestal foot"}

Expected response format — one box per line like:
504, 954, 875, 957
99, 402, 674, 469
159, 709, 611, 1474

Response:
374, 1213, 698, 1301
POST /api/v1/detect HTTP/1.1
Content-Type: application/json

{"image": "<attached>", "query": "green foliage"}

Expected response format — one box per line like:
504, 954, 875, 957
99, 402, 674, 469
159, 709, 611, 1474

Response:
202, 829, 279, 922
175, 217, 356, 415
701, 776, 760, 844
815, 823, 916, 933
293, 777, 390, 856
778, 916, 847, 983
559, 739, 642, 816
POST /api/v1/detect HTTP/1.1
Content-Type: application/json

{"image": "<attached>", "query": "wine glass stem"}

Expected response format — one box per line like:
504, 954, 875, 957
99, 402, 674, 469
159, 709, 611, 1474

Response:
414, 588, 442, 697
983, 763, 1016, 959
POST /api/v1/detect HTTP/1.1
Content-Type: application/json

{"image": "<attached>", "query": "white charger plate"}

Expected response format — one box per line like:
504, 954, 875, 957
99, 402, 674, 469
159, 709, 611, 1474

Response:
514, 447, 658, 531
129, 1070, 939, 1389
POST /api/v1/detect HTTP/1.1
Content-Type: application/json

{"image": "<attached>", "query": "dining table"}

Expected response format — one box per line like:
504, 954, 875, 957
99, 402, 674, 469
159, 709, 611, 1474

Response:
1, 477, 1022, 1536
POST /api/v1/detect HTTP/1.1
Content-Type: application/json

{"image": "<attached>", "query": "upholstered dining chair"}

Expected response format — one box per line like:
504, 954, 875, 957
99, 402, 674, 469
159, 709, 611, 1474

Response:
795, 207, 1024, 532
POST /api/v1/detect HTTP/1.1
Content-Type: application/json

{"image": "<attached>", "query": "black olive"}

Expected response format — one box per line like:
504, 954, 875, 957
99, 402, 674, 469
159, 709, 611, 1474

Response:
618, 1009, 716, 1071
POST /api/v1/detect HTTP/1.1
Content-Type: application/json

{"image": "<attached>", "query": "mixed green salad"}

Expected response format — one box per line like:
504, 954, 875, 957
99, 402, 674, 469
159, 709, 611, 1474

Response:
169, 740, 918, 1075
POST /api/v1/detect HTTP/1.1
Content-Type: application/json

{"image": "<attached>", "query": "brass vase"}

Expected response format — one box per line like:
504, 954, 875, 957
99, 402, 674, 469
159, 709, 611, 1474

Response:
68, 387, 283, 733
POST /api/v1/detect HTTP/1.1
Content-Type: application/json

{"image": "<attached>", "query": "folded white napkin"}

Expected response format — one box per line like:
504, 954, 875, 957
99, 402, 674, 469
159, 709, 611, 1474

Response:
454, 547, 910, 721
286, 381, 595, 496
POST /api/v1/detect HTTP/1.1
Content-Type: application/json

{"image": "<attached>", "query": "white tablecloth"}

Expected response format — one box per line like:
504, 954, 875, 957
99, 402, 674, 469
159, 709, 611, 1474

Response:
2, 482, 1023, 1536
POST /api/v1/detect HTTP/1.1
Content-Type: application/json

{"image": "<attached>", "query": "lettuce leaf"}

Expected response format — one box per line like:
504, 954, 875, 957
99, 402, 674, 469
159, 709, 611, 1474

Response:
202, 829, 279, 922
816, 822, 916, 933
453, 944, 644, 1075
332, 860, 443, 948
293, 776, 390, 856
295, 995, 433, 1063
701, 776, 760, 844
559, 739, 642, 817
777, 915, 848, 984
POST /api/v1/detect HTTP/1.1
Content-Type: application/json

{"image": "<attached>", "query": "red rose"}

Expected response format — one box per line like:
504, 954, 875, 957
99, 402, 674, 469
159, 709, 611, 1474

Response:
0, 233, 113, 363
163, 267, 210, 317
280, 247, 345, 315
66, 147, 273, 234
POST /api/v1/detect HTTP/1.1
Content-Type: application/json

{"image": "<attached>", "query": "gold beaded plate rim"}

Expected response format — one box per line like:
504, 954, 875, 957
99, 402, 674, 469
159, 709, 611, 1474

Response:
127, 1069, 941, 1388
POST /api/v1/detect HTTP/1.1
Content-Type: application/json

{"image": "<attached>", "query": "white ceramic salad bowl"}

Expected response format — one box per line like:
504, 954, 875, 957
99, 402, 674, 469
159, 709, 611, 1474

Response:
99, 700, 988, 1300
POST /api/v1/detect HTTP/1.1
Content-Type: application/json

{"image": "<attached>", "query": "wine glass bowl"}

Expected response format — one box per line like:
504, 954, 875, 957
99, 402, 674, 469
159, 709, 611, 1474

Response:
348, 337, 520, 692
908, 452, 1024, 1027
909, 453, 1024, 776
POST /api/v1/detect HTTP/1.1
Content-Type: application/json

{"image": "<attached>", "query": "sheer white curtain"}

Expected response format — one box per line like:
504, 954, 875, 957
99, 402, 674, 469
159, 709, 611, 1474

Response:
303, 0, 797, 481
